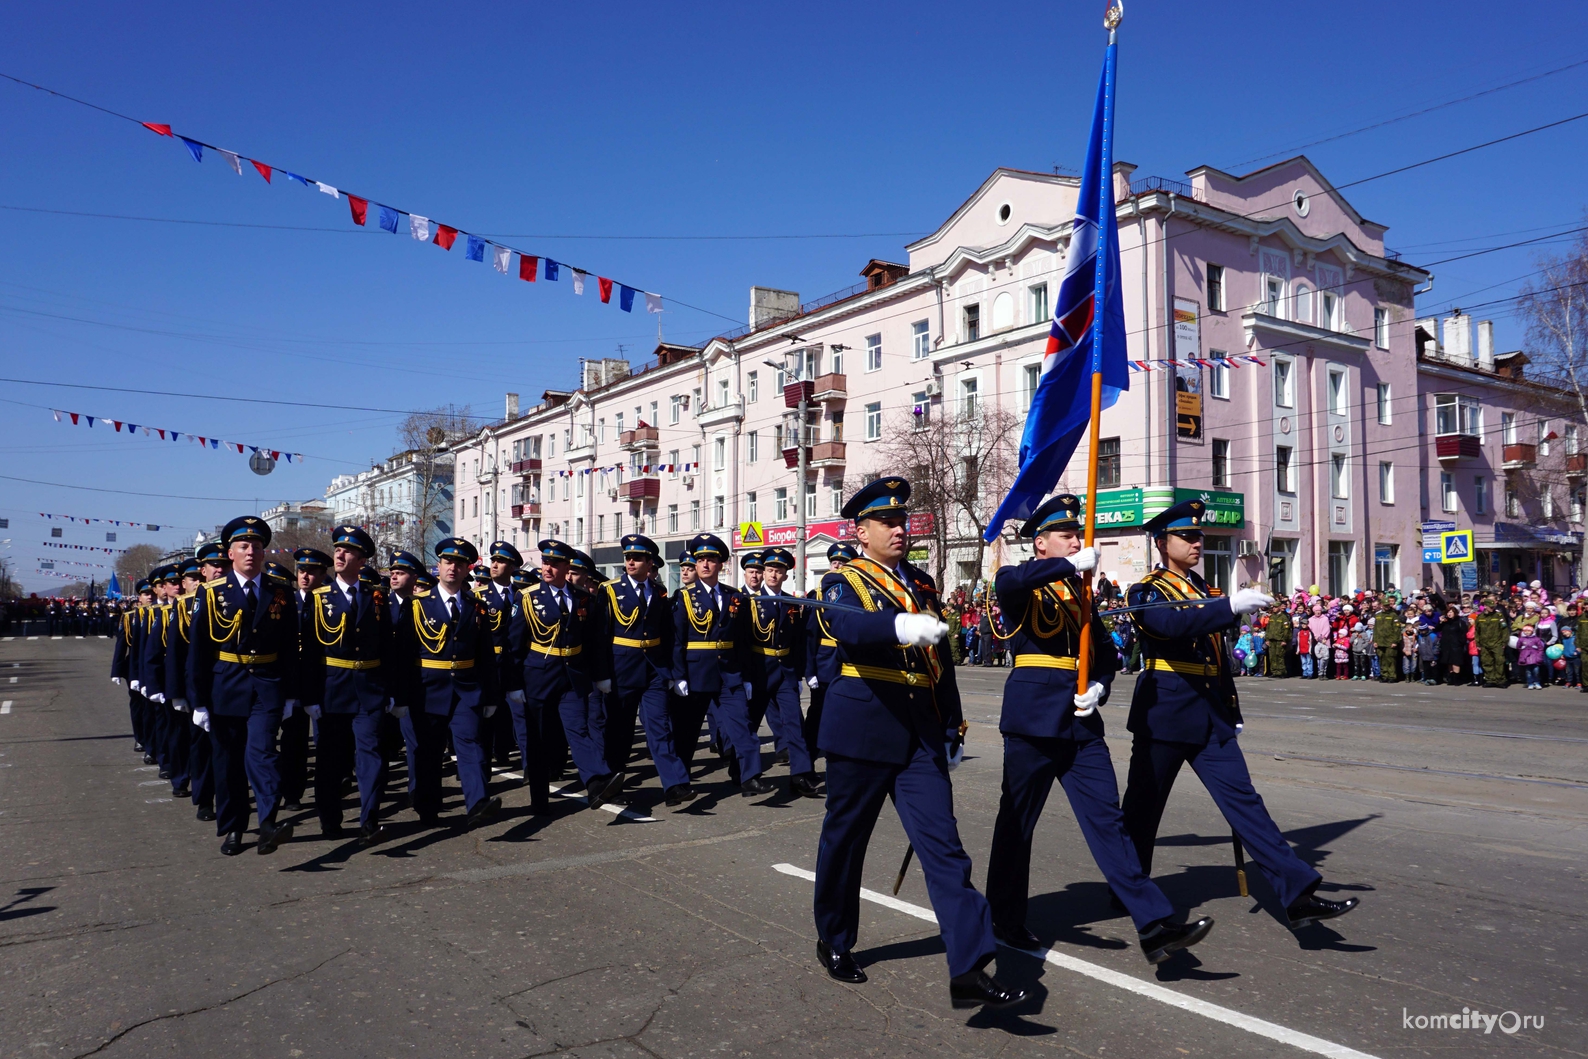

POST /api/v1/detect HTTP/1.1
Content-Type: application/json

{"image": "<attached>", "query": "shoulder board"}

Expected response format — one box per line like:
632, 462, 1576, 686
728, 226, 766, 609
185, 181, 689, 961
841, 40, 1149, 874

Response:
413, 589, 432, 598
312, 585, 333, 595
205, 577, 228, 588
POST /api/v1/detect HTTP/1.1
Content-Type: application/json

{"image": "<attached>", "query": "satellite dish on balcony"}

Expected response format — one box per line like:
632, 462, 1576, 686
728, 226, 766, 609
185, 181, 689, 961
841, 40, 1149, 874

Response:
249, 451, 276, 476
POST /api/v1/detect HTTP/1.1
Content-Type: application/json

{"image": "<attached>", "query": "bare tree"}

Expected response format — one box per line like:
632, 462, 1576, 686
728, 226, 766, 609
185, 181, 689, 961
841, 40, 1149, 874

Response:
1518, 225, 1588, 422
0, 557, 21, 600
394, 405, 472, 557
115, 543, 164, 585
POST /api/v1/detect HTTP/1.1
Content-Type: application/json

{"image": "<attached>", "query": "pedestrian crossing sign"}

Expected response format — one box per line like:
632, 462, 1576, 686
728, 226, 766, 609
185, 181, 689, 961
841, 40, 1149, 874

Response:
739, 522, 765, 546
1440, 529, 1473, 564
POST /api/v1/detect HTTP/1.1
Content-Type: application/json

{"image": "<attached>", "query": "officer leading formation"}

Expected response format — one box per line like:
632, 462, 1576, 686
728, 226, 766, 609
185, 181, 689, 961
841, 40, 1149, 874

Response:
111, 481, 1360, 1012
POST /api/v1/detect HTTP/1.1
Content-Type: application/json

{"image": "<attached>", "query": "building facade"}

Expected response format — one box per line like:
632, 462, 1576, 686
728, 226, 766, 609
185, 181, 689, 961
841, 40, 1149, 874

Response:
323, 448, 455, 560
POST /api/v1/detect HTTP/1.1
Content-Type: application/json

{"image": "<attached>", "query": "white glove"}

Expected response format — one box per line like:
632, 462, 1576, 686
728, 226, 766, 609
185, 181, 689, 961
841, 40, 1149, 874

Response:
895, 613, 949, 647
947, 732, 966, 771
506, 689, 526, 706
1069, 546, 1098, 572
1235, 722, 1245, 734
674, 680, 690, 696
150, 692, 166, 704
743, 683, 753, 699
1073, 680, 1104, 716
807, 675, 820, 689
193, 708, 210, 732
282, 700, 296, 720
1228, 588, 1274, 614
594, 679, 612, 694
111, 677, 123, 686
130, 680, 140, 691
173, 698, 190, 713
389, 702, 409, 719
484, 704, 498, 718
307, 704, 322, 721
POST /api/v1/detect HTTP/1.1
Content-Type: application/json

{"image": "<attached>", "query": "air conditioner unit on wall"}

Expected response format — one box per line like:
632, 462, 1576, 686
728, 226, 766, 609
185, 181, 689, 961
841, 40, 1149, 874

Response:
923, 380, 941, 397
1237, 539, 1262, 557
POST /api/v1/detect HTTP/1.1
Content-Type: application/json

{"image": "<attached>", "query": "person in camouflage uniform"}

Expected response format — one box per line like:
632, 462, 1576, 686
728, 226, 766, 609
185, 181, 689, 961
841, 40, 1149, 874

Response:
1373, 601, 1402, 682
1264, 603, 1291, 677
1474, 597, 1510, 687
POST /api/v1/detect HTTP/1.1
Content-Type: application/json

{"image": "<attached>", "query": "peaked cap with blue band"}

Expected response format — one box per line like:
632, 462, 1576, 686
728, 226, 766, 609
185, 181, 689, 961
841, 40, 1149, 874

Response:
621, 533, 659, 559
293, 547, 331, 569
332, 524, 376, 558
195, 540, 228, 566
388, 549, 423, 573
739, 549, 765, 569
489, 540, 523, 566
1020, 493, 1083, 538
677, 548, 696, 567
826, 541, 859, 564
841, 477, 911, 522
538, 538, 575, 563
762, 547, 795, 569
1144, 498, 1207, 537
220, 515, 271, 547
686, 533, 728, 560
570, 550, 604, 581
435, 537, 479, 564
179, 558, 202, 580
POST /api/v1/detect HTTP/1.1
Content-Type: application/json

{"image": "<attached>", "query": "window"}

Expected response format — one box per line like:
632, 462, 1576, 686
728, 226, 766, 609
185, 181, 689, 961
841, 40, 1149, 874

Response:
667, 504, 678, 533
1379, 461, 1394, 503
597, 515, 605, 541
772, 423, 784, 453
1543, 489, 1555, 519
1377, 383, 1392, 425
713, 436, 726, 470
912, 320, 931, 360
1029, 283, 1049, 324
805, 482, 817, 518
1501, 412, 1517, 445
576, 473, 585, 499
1441, 472, 1457, 513
1539, 419, 1552, 456
961, 375, 980, 417
549, 433, 556, 457
1574, 486, 1585, 523
746, 492, 758, 523
1506, 485, 1521, 518
747, 431, 758, 463
1273, 358, 1294, 408
775, 487, 789, 521
1209, 356, 1229, 399
575, 517, 585, 544
615, 413, 624, 437
830, 479, 844, 514
649, 401, 658, 427
865, 401, 882, 441
562, 476, 570, 501
1212, 439, 1231, 487
1327, 541, 1353, 598
831, 345, 844, 375
1374, 307, 1389, 348
1374, 544, 1399, 592
1022, 363, 1041, 411
1206, 264, 1225, 312
713, 495, 725, 528
1568, 424, 1580, 455
670, 395, 681, 424
1202, 534, 1232, 594
1475, 476, 1489, 515
598, 418, 606, 444
866, 333, 883, 372
667, 449, 679, 477
911, 391, 930, 431
1331, 453, 1349, 498
1294, 284, 1313, 325
1276, 445, 1295, 493
963, 304, 981, 342
1268, 537, 1297, 595
691, 443, 701, 468
472, 496, 479, 518
1436, 394, 1481, 436
1328, 368, 1347, 415
1320, 291, 1339, 331
689, 500, 701, 530
1264, 277, 1283, 317
1097, 437, 1122, 488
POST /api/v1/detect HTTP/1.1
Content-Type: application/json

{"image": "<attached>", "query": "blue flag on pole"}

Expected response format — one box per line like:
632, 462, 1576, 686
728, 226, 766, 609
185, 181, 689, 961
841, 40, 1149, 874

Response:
983, 50, 1127, 541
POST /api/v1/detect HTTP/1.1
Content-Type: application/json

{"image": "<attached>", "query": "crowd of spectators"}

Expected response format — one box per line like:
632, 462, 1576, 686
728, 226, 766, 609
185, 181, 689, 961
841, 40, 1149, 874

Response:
0, 596, 124, 637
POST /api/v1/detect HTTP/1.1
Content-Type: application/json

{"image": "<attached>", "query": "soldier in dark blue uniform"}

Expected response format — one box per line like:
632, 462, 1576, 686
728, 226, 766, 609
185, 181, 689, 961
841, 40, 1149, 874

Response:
391, 538, 503, 829
110, 579, 150, 757
984, 495, 1213, 963
300, 526, 393, 845
802, 541, 856, 762
161, 557, 203, 802
186, 516, 300, 856
1121, 500, 1360, 931
811, 478, 1024, 1009
480, 541, 524, 769
384, 550, 424, 798
591, 534, 695, 807
510, 540, 620, 812
747, 547, 819, 797
139, 566, 178, 780
179, 542, 229, 820
282, 547, 331, 811
671, 534, 774, 797
739, 549, 764, 595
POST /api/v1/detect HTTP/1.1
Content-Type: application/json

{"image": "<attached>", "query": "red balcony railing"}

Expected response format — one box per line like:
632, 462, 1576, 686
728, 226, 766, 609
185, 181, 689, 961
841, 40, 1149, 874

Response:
1503, 443, 1537, 467
624, 477, 660, 501
1435, 434, 1480, 460
511, 459, 542, 474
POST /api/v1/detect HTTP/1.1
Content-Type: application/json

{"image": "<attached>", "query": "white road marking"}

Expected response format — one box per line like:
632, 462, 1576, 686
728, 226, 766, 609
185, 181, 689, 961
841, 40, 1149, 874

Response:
0, 701, 10, 715
133, 765, 159, 772
8, 677, 16, 683
145, 798, 172, 804
26, 637, 37, 641
138, 779, 166, 787
772, 863, 1384, 1059
550, 782, 657, 823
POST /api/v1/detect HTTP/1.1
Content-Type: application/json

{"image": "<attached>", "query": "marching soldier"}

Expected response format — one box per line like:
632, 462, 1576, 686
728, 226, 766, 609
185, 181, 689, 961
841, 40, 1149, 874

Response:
811, 477, 1024, 1009
1119, 500, 1360, 931
746, 547, 819, 797
388, 550, 423, 619
161, 557, 204, 802
299, 526, 392, 845
677, 549, 697, 587
670, 533, 774, 796
591, 534, 696, 807
480, 542, 525, 769
569, 549, 605, 588
181, 542, 229, 820
510, 539, 619, 813
803, 541, 858, 762
121, 578, 155, 761
282, 548, 331, 811
1373, 601, 1401, 682
391, 538, 503, 829
186, 516, 300, 856
140, 566, 179, 781
384, 549, 425, 797
740, 549, 764, 595
1264, 603, 1292, 678
983, 495, 1212, 963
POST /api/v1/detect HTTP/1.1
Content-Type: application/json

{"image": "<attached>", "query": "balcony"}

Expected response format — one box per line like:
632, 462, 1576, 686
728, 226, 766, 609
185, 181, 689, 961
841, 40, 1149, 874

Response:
511, 458, 542, 474
1502, 443, 1537, 468
783, 380, 815, 408
1436, 434, 1480, 460
1569, 454, 1588, 476
695, 396, 744, 429
565, 442, 596, 462
510, 502, 541, 519
810, 441, 846, 468
782, 445, 812, 469
624, 477, 660, 501
811, 373, 847, 402
619, 426, 658, 450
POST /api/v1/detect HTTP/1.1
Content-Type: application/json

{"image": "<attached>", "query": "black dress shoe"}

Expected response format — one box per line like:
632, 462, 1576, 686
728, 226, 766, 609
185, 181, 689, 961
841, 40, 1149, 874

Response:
322, 823, 347, 840
417, 812, 442, 828
256, 819, 293, 855
589, 771, 627, 810
196, 806, 216, 822
773, 748, 790, 765
1139, 916, 1214, 964
817, 940, 866, 983
142, 753, 156, 765
466, 795, 503, 828
1286, 894, 1359, 929
708, 738, 723, 757
284, 801, 303, 813
172, 785, 190, 799
220, 832, 245, 856
134, 742, 145, 753
158, 769, 172, 780
790, 773, 823, 799
740, 776, 777, 797
992, 923, 1043, 951
949, 969, 1029, 1010
664, 783, 699, 808
356, 823, 385, 848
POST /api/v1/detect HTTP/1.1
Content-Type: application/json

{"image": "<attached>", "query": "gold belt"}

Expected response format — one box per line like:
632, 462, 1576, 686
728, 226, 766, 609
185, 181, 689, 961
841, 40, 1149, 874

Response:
613, 636, 661, 649
819, 637, 837, 648
687, 641, 734, 650
756, 646, 791, 658
494, 645, 504, 654
1147, 658, 1219, 677
839, 663, 934, 687
418, 658, 474, 670
1014, 654, 1078, 670
531, 643, 582, 657
217, 651, 276, 665
325, 657, 381, 670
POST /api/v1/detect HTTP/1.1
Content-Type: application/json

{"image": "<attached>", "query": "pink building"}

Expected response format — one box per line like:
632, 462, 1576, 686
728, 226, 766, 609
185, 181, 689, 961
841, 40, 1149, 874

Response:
452, 158, 1439, 596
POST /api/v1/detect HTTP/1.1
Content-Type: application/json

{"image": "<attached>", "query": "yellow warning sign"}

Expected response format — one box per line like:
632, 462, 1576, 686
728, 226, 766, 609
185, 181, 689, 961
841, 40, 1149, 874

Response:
738, 522, 765, 546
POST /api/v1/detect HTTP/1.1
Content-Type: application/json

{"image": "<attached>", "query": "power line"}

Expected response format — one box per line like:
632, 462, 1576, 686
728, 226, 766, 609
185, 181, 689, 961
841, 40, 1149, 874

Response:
0, 473, 261, 502
0, 376, 493, 420
1335, 109, 1588, 191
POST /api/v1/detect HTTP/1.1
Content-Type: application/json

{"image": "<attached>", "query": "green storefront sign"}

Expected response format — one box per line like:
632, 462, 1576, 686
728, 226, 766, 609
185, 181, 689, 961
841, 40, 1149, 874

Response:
1078, 487, 1244, 529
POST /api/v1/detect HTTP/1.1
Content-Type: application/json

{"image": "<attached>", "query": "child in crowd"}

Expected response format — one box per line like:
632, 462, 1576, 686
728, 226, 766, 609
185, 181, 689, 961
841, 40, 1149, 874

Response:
1350, 621, 1374, 680
1401, 623, 1419, 680
1417, 625, 1440, 684
1516, 623, 1547, 690
1235, 625, 1258, 677
1562, 627, 1580, 688
1332, 624, 1352, 680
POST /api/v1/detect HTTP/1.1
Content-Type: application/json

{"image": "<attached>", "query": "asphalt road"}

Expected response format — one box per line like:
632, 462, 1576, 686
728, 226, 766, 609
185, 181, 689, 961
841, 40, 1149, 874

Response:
0, 636, 1582, 1058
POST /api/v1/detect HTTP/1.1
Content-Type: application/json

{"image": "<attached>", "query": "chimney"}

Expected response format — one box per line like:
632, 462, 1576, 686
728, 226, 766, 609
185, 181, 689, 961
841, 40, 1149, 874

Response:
1477, 320, 1495, 371
750, 286, 800, 329
1112, 161, 1137, 202
505, 392, 519, 421
1442, 312, 1472, 364
1414, 317, 1440, 358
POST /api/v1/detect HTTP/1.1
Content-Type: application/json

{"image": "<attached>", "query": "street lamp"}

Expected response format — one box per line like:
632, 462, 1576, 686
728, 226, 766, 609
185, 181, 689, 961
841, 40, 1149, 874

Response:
765, 355, 811, 591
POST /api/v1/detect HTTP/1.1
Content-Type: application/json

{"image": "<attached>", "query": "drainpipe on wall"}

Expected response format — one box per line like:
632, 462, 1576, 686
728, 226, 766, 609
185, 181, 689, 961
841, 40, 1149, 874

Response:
1138, 212, 1151, 487
1163, 194, 1177, 489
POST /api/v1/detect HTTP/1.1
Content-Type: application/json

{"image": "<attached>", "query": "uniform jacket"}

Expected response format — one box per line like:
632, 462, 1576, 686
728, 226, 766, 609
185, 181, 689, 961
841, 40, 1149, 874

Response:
817, 558, 962, 765
671, 580, 751, 695
1126, 566, 1241, 744
299, 580, 393, 713
163, 592, 201, 702
186, 573, 301, 718
993, 555, 1114, 741
110, 606, 139, 682
480, 580, 520, 695
509, 580, 597, 696
592, 575, 672, 692
392, 587, 500, 715
806, 587, 841, 687
745, 588, 806, 694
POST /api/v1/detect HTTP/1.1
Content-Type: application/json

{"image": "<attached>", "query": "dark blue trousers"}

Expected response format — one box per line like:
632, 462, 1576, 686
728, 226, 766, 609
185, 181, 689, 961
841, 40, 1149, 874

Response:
316, 711, 385, 830
209, 702, 283, 837
614, 681, 690, 790
554, 685, 608, 785
1122, 736, 1322, 909
754, 677, 813, 776
277, 708, 311, 805
189, 713, 214, 810
705, 685, 762, 783
987, 735, 1175, 933
166, 705, 191, 794
412, 706, 490, 818
804, 685, 824, 762
128, 689, 146, 749
148, 696, 168, 768
398, 711, 419, 794
815, 745, 995, 977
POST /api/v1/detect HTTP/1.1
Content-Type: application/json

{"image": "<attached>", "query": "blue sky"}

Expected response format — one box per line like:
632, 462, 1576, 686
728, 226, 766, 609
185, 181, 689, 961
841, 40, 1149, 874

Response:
4, 1, 1587, 593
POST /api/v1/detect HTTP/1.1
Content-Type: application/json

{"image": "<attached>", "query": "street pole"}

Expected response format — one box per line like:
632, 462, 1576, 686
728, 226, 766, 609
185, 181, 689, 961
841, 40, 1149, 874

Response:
797, 382, 809, 593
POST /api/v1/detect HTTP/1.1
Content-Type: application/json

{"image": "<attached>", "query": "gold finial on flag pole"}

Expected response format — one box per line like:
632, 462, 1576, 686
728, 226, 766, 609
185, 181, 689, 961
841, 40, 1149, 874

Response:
1104, 0, 1123, 30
